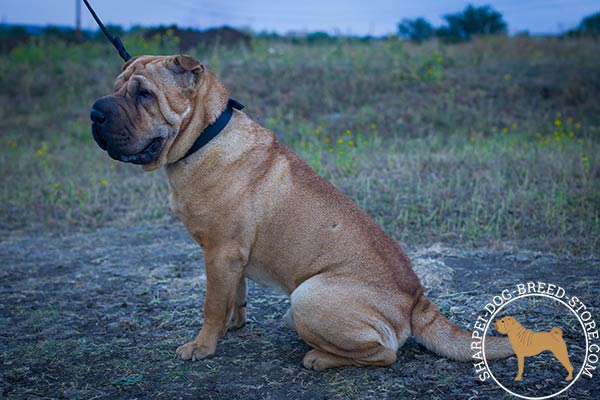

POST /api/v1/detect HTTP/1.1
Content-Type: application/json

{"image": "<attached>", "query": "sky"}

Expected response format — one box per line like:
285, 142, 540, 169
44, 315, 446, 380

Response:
1, 0, 598, 36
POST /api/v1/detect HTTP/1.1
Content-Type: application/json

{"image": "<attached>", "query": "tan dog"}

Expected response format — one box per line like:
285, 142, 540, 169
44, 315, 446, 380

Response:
495, 316, 573, 381
90, 54, 513, 370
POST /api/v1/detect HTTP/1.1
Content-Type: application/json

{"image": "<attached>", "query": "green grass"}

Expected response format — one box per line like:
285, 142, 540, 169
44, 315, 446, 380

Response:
0, 34, 598, 255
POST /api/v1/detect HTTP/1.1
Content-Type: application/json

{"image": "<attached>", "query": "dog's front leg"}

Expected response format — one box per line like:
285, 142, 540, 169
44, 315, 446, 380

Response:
515, 354, 525, 381
176, 250, 245, 361
227, 277, 247, 330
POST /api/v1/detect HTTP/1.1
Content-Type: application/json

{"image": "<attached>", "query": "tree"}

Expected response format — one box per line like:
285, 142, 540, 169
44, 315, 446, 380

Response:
397, 17, 434, 42
579, 11, 600, 37
439, 4, 507, 41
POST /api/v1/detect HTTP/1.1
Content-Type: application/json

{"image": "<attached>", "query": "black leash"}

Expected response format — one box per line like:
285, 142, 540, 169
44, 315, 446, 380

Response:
82, 0, 131, 61
177, 99, 245, 163
83, 0, 245, 161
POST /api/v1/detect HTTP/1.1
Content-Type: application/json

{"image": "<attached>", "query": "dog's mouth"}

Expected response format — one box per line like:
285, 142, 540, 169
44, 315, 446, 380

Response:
109, 137, 164, 165
494, 321, 506, 333
92, 125, 164, 165
92, 127, 108, 151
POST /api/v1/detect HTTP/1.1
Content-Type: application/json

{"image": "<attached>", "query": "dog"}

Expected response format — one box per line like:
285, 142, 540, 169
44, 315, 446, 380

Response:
495, 316, 573, 381
90, 54, 513, 370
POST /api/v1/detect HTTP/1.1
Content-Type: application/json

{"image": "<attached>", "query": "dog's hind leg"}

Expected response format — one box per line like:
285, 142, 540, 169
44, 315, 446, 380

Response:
290, 277, 407, 370
302, 348, 396, 370
283, 308, 296, 331
551, 343, 574, 381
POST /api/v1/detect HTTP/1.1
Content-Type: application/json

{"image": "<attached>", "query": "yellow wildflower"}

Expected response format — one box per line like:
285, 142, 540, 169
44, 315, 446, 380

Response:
337, 139, 344, 145
504, 74, 511, 81
36, 144, 48, 157
348, 141, 354, 146
345, 129, 352, 135
101, 179, 107, 186
54, 183, 61, 190
574, 123, 581, 129
555, 119, 561, 127
511, 123, 518, 130
314, 129, 321, 135
328, 148, 334, 153
324, 137, 331, 144
502, 128, 508, 134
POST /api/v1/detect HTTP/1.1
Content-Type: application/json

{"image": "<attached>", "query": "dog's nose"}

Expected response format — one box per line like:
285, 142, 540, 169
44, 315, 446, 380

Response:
90, 108, 106, 125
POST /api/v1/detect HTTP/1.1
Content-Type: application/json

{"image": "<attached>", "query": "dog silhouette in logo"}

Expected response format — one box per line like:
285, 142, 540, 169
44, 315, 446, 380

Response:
495, 316, 573, 381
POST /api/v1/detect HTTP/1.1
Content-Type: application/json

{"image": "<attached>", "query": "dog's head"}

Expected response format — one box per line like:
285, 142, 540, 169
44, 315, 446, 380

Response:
90, 55, 229, 170
494, 316, 517, 334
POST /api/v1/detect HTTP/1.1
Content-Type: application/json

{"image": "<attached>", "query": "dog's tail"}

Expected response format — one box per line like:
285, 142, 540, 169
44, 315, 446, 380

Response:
411, 291, 514, 361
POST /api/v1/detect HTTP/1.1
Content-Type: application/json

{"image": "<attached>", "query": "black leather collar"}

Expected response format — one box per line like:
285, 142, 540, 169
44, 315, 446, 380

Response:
177, 98, 244, 163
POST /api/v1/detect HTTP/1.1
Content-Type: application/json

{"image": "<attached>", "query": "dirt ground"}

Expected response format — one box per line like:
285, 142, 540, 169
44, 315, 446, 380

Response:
1, 223, 598, 399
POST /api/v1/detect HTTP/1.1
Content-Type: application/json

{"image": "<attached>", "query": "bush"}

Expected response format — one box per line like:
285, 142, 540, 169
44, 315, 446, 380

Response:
579, 11, 600, 37
397, 18, 434, 42
0, 25, 30, 52
438, 4, 507, 42
306, 31, 333, 44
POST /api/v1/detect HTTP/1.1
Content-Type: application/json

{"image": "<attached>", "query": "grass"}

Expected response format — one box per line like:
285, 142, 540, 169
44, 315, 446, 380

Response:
0, 34, 598, 256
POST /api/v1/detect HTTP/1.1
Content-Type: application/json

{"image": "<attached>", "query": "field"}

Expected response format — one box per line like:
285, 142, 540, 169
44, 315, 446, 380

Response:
0, 33, 599, 399
1, 34, 598, 254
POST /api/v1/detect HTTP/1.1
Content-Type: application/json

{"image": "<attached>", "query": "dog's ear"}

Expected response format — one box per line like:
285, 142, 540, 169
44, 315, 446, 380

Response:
174, 55, 203, 72
173, 55, 205, 88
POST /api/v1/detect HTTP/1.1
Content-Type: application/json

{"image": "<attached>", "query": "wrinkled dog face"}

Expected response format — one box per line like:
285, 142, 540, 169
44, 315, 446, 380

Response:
90, 55, 204, 166
494, 316, 515, 334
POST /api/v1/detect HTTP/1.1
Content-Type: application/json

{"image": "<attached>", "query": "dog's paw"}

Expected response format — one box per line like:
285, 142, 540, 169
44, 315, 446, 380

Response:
303, 350, 326, 371
175, 341, 215, 361
302, 349, 347, 371
514, 375, 522, 381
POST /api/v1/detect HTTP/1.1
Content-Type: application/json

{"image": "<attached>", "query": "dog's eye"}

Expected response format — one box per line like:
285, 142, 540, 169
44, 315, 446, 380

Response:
136, 89, 153, 100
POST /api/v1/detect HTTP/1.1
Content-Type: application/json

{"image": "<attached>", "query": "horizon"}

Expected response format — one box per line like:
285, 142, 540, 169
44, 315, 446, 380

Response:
1, 1, 599, 37
0, 22, 591, 39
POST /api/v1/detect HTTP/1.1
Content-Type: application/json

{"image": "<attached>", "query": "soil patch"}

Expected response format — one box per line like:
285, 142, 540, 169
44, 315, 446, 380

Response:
1, 224, 598, 399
